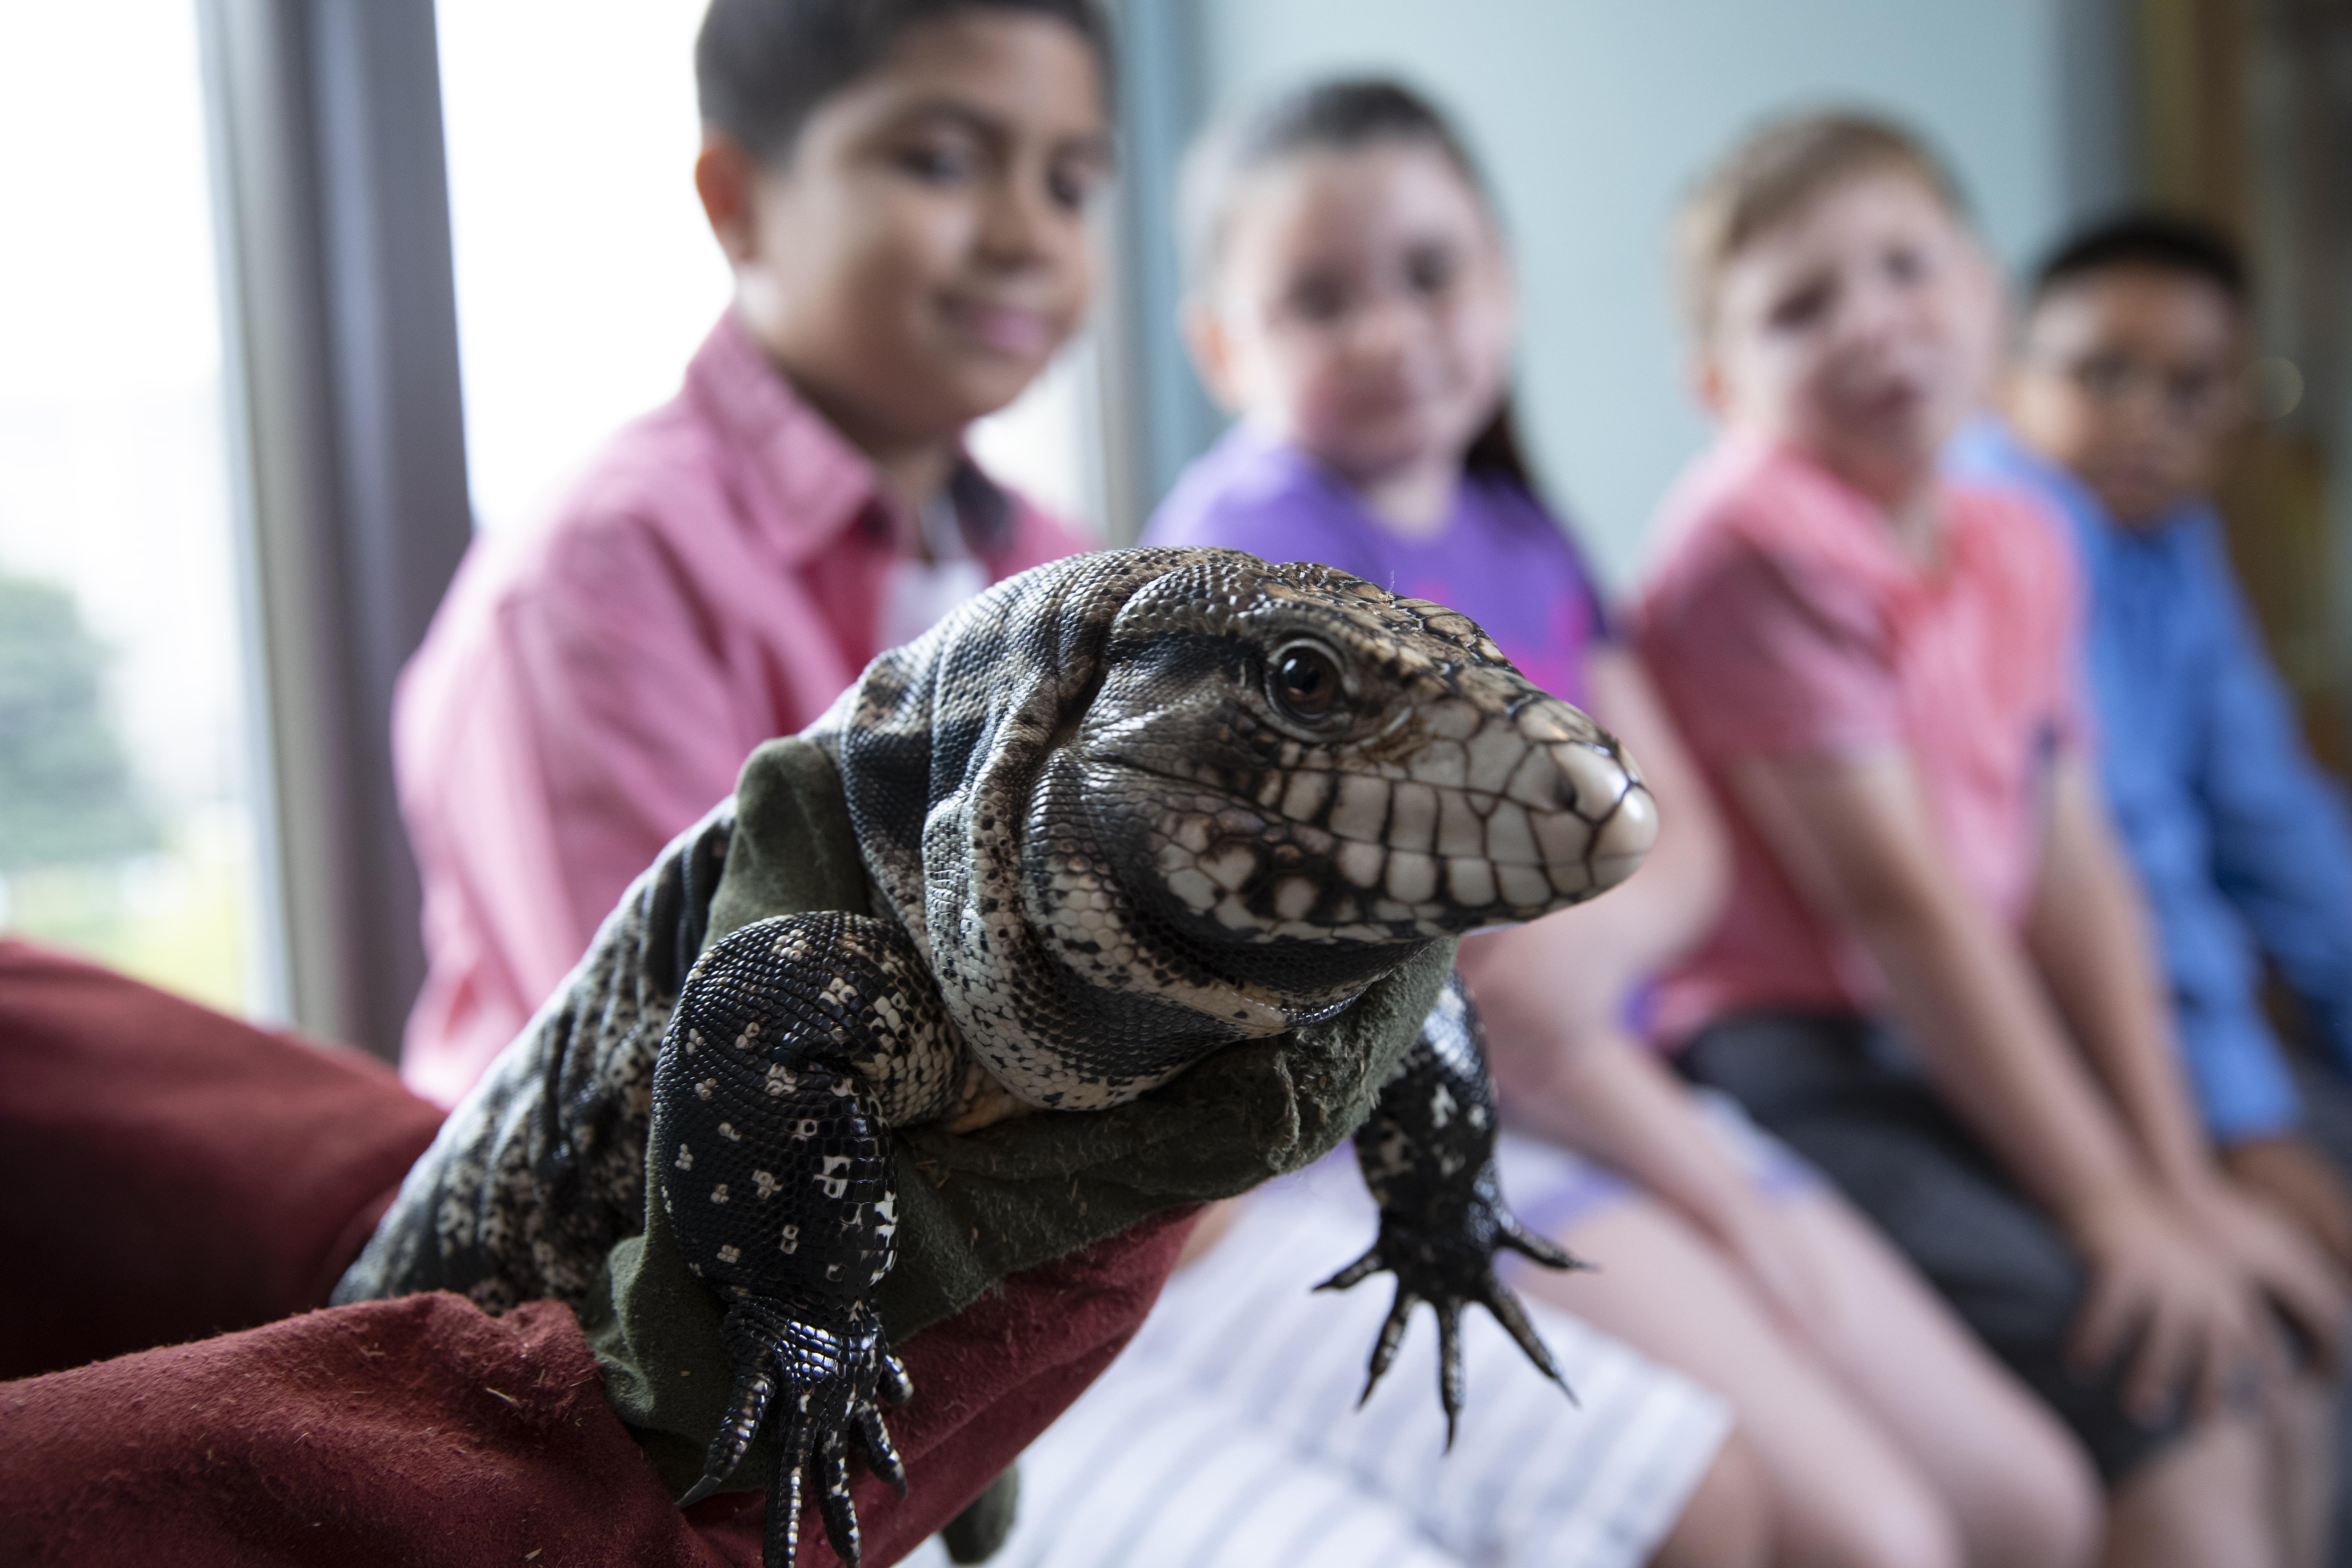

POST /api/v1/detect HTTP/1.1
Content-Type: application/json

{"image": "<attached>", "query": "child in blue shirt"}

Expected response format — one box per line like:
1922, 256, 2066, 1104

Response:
1953, 214, 2352, 1273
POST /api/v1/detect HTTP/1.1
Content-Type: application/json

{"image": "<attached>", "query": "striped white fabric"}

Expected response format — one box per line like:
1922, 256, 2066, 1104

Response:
905, 1141, 1729, 1568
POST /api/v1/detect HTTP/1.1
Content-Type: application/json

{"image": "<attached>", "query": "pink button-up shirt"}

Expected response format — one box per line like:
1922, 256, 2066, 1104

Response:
396, 313, 1087, 1106
1636, 436, 2084, 1045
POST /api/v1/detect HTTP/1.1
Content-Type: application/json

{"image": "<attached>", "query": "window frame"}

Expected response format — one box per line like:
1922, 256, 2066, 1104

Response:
197, 0, 472, 1057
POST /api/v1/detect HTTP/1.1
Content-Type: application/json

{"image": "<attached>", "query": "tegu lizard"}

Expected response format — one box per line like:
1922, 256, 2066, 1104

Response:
337, 547, 1657, 1568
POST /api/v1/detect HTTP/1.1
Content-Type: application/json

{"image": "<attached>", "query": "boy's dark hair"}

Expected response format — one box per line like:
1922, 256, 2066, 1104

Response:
696, 0, 1111, 164
2029, 211, 2247, 311
1179, 77, 1537, 493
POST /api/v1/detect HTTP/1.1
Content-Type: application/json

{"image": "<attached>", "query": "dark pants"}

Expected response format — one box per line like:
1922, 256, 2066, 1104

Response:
1678, 1011, 2189, 1484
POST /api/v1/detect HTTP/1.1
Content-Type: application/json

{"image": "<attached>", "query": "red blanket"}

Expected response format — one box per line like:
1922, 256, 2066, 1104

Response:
0, 941, 1190, 1565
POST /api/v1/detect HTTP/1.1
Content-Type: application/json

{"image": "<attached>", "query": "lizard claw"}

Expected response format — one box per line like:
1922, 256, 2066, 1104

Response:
678, 1316, 782, 1510
1314, 1244, 1387, 1295
878, 1348, 915, 1408
1321, 1187, 1584, 1447
1497, 1209, 1588, 1273
855, 1405, 910, 1494
1330, 973, 1595, 1444
678, 1297, 909, 1568
815, 1430, 861, 1566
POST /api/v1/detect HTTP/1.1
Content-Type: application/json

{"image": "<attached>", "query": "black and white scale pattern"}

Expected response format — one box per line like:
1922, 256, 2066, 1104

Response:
1325, 973, 1587, 1444
337, 548, 1657, 1568
818, 548, 1656, 1113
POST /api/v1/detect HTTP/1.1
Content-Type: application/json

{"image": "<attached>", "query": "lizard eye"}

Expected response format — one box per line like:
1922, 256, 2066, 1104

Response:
1268, 642, 1345, 724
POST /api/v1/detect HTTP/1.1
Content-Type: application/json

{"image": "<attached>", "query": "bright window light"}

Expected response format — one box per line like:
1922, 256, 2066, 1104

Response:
0, 0, 270, 1015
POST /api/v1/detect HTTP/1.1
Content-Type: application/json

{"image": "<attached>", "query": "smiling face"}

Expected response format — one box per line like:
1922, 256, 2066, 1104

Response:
706, 9, 1110, 449
2005, 266, 2246, 526
1700, 170, 1997, 506
1188, 140, 1516, 491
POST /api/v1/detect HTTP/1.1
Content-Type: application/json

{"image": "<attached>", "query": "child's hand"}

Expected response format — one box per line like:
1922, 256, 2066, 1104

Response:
2181, 1177, 2350, 1375
2221, 1134, 2352, 1277
2068, 1189, 2272, 1424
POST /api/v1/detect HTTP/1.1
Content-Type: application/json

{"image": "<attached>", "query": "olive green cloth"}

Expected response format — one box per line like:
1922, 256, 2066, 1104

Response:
941, 1467, 1020, 1563
584, 736, 1455, 1493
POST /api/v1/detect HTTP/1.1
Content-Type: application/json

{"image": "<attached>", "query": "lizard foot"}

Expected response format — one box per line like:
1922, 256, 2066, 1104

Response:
676, 1296, 912, 1568
1318, 1191, 1588, 1447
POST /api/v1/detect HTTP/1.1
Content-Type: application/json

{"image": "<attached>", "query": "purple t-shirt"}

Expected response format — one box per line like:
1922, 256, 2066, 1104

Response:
1143, 426, 1611, 708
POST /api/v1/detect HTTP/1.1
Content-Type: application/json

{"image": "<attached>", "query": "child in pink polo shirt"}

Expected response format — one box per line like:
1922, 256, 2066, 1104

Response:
396, 0, 1106, 1105
1639, 112, 2346, 1565
1146, 78, 2099, 1568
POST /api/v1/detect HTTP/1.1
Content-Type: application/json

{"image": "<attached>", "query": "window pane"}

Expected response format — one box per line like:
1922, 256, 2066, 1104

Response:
0, 2, 273, 1015
436, 0, 726, 535
436, 0, 1103, 537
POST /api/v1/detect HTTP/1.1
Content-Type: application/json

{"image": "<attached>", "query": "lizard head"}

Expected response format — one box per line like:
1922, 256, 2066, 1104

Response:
1064, 551, 1656, 991
827, 546, 1656, 1108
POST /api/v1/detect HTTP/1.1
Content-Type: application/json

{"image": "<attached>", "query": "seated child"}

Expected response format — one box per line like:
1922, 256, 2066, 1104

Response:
903, 1159, 1758, 1568
1146, 79, 2096, 1568
1639, 113, 2348, 1568
394, 0, 1105, 1106
1951, 214, 2352, 1272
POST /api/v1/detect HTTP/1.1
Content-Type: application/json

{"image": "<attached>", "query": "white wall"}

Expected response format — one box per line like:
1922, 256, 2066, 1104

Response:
1196, 0, 2080, 589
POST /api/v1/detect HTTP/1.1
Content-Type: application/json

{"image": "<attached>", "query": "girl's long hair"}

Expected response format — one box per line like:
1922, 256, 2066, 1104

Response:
1179, 77, 1541, 498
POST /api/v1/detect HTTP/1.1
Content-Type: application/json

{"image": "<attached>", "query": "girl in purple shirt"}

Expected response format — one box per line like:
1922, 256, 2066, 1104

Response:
1144, 79, 2100, 1568
1150, 424, 1608, 710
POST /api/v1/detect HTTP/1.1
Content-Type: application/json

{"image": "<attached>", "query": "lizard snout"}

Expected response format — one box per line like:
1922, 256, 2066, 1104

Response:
1511, 695, 1658, 901
1392, 690, 1658, 922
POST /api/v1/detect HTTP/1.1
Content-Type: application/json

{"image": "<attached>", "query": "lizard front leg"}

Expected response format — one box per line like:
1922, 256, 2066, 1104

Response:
652, 911, 963, 1568
1320, 970, 1588, 1443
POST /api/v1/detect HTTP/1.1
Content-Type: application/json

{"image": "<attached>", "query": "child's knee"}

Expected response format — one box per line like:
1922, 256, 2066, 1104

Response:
1823, 1500, 1964, 1568
1783, 1461, 1965, 1568
1965, 1435, 2102, 1568
1648, 1428, 1770, 1568
2106, 1415, 2282, 1568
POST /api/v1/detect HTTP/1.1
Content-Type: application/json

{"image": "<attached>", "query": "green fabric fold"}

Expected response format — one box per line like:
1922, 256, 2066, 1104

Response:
584, 736, 1454, 1493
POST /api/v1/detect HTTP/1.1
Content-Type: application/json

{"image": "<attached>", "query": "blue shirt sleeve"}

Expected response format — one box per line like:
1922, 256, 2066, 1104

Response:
2187, 523, 2352, 1077
2174, 1000, 2303, 1145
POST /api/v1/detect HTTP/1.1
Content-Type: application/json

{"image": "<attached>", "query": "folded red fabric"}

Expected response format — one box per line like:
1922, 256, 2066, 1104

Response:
0, 940, 448, 1379
0, 1214, 1190, 1567
0, 940, 1193, 1567
2, 1293, 728, 1567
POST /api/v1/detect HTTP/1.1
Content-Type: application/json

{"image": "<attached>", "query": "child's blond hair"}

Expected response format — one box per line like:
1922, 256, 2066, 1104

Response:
1674, 110, 1968, 338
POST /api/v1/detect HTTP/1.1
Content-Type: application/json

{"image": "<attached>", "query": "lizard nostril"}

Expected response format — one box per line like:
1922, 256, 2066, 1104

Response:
1532, 741, 1658, 896
1545, 741, 1625, 821
1589, 780, 1659, 890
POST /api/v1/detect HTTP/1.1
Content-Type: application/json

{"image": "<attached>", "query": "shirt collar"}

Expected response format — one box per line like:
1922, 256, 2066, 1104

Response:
1702, 433, 1935, 595
1954, 414, 2214, 549
683, 310, 1015, 564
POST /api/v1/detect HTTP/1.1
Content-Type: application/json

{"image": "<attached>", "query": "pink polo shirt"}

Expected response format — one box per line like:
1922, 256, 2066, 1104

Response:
396, 313, 1086, 1106
1635, 436, 2083, 1044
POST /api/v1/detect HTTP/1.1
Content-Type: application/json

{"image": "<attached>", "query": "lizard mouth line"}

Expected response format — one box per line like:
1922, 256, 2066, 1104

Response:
1085, 753, 1638, 872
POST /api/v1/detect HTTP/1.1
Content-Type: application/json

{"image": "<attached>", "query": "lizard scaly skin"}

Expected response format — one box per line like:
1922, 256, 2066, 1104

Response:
339, 548, 1656, 1568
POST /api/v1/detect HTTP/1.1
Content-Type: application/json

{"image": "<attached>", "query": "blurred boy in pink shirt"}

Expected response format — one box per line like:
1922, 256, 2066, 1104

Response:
396, 0, 1108, 1106
1639, 114, 2346, 1565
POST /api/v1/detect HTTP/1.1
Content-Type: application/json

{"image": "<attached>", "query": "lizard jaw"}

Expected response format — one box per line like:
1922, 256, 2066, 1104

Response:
1110, 689, 1658, 946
